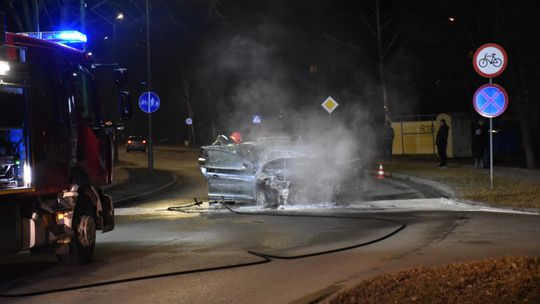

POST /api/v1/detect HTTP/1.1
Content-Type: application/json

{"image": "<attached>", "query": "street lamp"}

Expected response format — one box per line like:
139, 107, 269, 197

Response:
112, 12, 124, 62
92, 10, 124, 62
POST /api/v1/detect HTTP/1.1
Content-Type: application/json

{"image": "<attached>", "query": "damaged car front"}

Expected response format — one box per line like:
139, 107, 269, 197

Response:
199, 137, 359, 208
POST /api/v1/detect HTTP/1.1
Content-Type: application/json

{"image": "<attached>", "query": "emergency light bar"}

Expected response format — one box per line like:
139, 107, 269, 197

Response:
18, 30, 88, 44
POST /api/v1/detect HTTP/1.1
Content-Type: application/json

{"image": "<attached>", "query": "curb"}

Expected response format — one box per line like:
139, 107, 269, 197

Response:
391, 172, 456, 199
390, 172, 540, 214
113, 172, 178, 205
102, 167, 130, 191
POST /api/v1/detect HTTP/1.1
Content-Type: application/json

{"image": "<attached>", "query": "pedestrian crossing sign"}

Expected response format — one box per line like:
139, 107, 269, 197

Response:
252, 115, 262, 124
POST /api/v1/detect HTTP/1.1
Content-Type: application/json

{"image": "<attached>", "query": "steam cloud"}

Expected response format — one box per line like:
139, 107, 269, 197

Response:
195, 15, 415, 205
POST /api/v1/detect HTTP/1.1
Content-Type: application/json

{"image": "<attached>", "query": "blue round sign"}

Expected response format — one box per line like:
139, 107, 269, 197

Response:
138, 91, 160, 113
473, 84, 508, 118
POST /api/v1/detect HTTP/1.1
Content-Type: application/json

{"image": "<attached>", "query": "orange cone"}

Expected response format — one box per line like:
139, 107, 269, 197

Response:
377, 162, 385, 179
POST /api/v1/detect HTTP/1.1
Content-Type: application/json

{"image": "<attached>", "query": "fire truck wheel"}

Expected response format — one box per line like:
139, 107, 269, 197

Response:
58, 196, 96, 265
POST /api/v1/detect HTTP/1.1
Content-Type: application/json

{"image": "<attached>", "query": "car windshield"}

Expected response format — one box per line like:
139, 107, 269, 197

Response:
129, 137, 144, 141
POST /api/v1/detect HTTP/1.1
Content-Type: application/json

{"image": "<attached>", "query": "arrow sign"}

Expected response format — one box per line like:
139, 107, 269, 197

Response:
138, 91, 160, 114
473, 84, 508, 118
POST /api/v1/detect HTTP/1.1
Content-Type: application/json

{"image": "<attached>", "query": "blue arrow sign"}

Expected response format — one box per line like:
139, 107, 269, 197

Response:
138, 91, 160, 114
473, 84, 508, 118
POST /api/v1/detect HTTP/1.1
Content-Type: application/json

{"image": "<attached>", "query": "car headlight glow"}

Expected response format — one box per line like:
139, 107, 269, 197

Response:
0, 61, 11, 76
23, 162, 32, 186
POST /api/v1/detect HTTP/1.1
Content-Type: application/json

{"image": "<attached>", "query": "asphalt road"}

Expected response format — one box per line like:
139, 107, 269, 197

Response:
1, 147, 539, 304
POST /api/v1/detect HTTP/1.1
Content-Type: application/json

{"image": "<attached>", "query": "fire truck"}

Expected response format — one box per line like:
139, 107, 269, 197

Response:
0, 25, 130, 264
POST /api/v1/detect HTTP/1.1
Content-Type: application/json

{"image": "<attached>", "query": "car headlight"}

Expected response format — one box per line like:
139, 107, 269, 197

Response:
23, 162, 32, 186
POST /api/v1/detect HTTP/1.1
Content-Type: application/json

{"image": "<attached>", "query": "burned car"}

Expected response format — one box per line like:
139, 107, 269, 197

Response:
198, 136, 361, 208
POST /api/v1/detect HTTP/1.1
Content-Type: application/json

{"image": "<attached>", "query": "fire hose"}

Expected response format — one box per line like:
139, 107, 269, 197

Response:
0, 201, 406, 297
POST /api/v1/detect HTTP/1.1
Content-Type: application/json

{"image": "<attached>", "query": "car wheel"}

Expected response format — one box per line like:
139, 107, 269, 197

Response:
256, 182, 280, 209
57, 195, 96, 266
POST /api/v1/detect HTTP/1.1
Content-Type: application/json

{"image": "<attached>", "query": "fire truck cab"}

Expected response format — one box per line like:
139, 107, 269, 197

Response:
0, 29, 129, 265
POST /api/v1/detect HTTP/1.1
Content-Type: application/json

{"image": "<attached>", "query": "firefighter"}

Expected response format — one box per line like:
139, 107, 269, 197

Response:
230, 131, 243, 144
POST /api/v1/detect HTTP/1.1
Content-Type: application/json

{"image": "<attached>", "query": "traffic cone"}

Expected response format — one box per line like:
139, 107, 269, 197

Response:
377, 162, 385, 179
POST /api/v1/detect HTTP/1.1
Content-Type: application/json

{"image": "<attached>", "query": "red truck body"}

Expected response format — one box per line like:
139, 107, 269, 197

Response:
0, 31, 117, 264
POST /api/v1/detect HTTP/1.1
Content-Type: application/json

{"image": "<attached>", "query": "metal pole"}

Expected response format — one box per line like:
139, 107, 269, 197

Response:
329, 114, 332, 136
401, 119, 404, 155
146, 0, 153, 172
113, 23, 117, 62
490, 117, 493, 189
34, 0, 40, 32
489, 77, 493, 189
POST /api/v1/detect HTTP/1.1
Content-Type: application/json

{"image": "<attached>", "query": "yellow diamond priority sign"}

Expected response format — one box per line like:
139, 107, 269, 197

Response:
321, 96, 339, 114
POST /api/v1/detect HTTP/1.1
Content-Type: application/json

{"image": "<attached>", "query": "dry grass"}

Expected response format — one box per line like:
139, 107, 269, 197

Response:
326, 257, 540, 304
384, 160, 540, 209
325, 160, 540, 303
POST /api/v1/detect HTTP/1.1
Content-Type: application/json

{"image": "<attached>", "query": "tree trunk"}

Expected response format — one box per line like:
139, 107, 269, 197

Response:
517, 103, 537, 169
375, 0, 389, 121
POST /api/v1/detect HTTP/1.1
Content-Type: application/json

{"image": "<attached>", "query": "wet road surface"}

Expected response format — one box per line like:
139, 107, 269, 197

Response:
1, 147, 539, 303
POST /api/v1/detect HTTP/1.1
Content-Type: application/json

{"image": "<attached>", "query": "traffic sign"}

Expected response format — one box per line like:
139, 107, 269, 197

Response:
185, 118, 193, 125
473, 84, 508, 118
321, 96, 339, 114
138, 91, 160, 113
473, 43, 507, 78
252, 115, 262, 124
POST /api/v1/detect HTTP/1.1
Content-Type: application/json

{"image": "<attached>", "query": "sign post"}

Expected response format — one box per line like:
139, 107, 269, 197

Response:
472, 43, 508, 189
139, 91, 160, 171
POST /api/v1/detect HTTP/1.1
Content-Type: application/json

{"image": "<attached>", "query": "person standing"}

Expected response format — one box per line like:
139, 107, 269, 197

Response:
384, 121, 395, 161
436, 119, 449, 168
472, 119, 488, 169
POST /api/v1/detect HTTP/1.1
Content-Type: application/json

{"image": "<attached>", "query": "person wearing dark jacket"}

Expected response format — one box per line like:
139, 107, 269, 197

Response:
436, 119, 449, 168
384, 121, 395, 161
472, 119, 488, 169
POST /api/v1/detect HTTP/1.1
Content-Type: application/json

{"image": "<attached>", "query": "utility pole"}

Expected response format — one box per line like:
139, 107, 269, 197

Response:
146, 0, 154, 172
183, 79, 196, 147
34, 0, 40, 32
79, 0, 86, 32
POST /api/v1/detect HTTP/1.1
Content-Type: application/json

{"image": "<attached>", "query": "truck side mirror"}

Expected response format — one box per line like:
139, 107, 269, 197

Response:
113, 67, 128, 88
118, 91, 131, 120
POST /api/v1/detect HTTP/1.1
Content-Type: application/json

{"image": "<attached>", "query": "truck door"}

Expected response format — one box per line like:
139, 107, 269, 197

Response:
29, 62, 71, 194
69, 65, 112, 186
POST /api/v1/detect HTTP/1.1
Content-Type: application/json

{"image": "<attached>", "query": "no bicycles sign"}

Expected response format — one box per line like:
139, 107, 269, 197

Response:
473, 43, 508, 78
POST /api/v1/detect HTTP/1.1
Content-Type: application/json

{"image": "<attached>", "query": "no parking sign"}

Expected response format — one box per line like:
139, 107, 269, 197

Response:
473, 84, 508, 118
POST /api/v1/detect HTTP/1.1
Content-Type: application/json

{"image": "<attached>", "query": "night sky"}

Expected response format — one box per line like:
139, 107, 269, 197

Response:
1, 0, 540, 160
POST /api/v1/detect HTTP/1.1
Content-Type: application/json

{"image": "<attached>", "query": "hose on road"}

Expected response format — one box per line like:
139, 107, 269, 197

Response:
0, 202, 405, 298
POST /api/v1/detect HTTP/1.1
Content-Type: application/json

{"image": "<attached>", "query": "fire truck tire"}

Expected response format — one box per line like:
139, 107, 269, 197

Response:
57, 195, 96, 265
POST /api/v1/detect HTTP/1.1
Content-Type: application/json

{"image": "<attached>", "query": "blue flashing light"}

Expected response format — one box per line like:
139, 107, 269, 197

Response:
18, 30, 88, 44
57, 31, 88, 43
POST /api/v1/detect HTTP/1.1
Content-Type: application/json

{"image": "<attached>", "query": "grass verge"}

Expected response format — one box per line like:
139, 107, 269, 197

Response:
384, 160, 540, 209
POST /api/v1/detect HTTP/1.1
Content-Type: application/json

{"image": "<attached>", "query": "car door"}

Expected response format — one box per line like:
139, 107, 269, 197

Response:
201, 148, 257, 202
